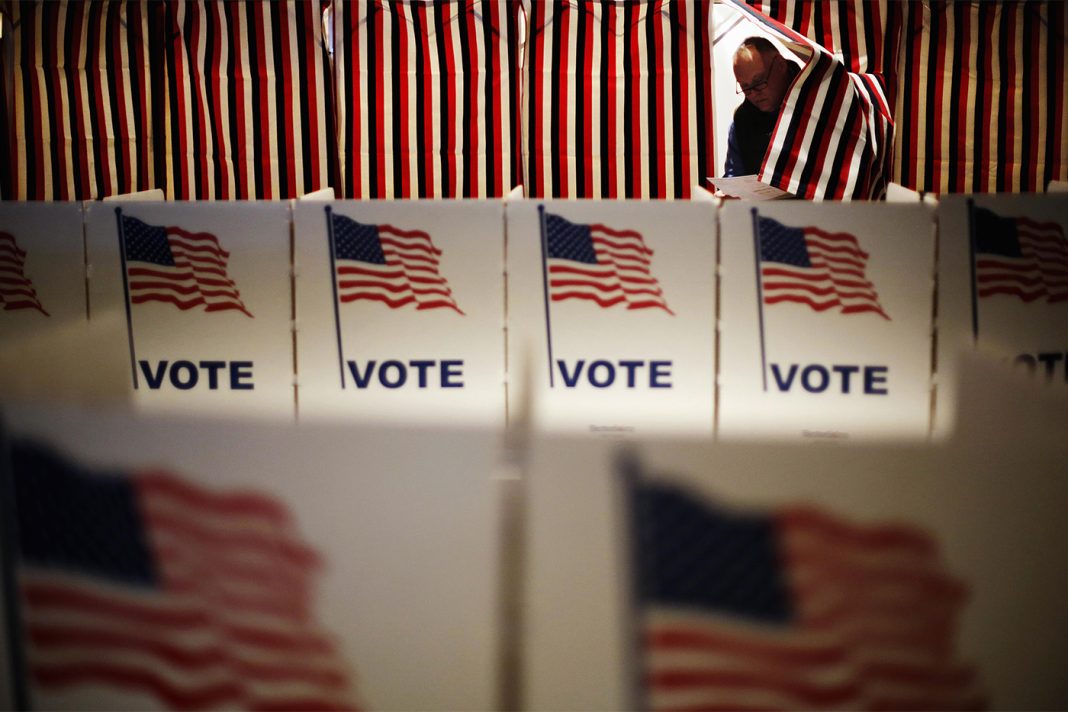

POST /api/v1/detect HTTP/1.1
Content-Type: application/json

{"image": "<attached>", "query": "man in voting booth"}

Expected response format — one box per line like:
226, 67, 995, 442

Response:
723, 36, 801, 178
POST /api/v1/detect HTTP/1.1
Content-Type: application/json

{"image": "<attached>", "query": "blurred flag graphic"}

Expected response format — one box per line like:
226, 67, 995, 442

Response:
627, 459, 984, 711
0, 231, 49, 316
973, 207, 1068, 303
9, 440, 358, 710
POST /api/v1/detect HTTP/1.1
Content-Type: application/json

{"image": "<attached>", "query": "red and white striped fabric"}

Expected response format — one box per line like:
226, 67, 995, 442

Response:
524, 0, 714, 199
2, 1, 159, 200
163, 1, 335, 200
893, 1, 1067, 195
334, 0, 523, 199
21, 469, 359, 710
723, 1, 893, 200
742, 1, 901, 82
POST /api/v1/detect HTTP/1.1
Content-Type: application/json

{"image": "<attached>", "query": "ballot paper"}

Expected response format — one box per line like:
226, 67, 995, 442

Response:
709, 174, 790, 200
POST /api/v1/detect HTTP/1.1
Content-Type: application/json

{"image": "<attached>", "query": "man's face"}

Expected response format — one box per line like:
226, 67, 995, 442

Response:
734, 48, 788, 113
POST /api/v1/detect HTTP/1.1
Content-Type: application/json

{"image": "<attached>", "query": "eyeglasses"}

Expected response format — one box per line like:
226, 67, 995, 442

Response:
736, 54, 779, 96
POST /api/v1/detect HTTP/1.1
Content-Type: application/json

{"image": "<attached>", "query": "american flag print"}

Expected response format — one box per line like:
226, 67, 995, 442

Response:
120, 215, 253, 317
973, 206, 1068, 304
0, 231, 50, 316
11, 439, 359, 711
330, 212, 463, 314
757, 215, 889, 320
543, 212, 673, 315
631, 477, 985, 711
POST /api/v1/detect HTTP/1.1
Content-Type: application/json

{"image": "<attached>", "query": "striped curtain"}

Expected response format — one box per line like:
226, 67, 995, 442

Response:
162, 1, 336, 200
726, 1, 893, 200
523, 0, 714, 199
893, 1, 1067, 194
2, 1, 161, 200
742, 1, 901, 77
334, 0, 523, 199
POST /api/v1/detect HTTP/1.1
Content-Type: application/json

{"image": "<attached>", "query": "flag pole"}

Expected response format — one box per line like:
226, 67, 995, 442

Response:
617, 447, 650, 712
114, 208, 140, 390
0, 415, 32, 710
324, 206, 347, 389
966, 199, 980, 345
750, 209, 769, 392
536, 205, 556, 388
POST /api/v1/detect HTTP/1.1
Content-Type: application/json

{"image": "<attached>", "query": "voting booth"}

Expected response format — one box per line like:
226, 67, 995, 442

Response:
507, 200, 717, 436
934, 194, 1068, 437
718, 202, 937, 441
84, 203, 295, 418
293, 201, 506, 427
4, 195, 1068, 711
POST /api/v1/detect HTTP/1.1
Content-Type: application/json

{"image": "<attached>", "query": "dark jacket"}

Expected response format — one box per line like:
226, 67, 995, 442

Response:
723, 61, 801, 177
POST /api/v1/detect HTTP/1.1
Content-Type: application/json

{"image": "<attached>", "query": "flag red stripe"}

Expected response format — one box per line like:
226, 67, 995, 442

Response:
29, 626, 346, 687
338, 292, 416, 308
550, 292, 628, 308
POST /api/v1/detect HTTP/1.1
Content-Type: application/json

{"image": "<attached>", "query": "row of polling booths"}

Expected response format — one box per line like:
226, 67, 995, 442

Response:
3, 193, 1065, 440
2, 193, 1068, 710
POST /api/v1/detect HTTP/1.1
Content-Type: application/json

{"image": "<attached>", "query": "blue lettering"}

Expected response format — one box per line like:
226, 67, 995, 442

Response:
378, 360, 407, 389
346, 359, 465, 388
863, 366, 889, 395
441, 360, 464, 388
619, 360, 643, 388
649, 361, 672, 388
556, 359, 673, 388
588, 360, 616, 388
801, 365, 829, 393
348, 360, 377, 388
410, 360, 434, 388
558, 360, 585, 387
230, 361, 254, 390
774, 363, 887, 395
137, 360, 253, 390
201, 360, 226, 390
1012, 351, 1068, 381
832, 364, 859, 394
1037, 352, 1064, 379
1014, 354, 1037, 375
138, 360, 168, 390
169, 360, 199, 390
770, 363, 798, 392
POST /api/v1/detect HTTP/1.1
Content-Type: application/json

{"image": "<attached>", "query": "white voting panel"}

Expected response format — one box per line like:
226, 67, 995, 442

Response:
4, 404, 501, 711
294, 201, 505, 427
524, 358, 1068, 710
0, 203, 86, 342
507, 200, 717, 436
935, 195, 1068, 438
718, 202, 936, 441
85, 202, 294, 418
